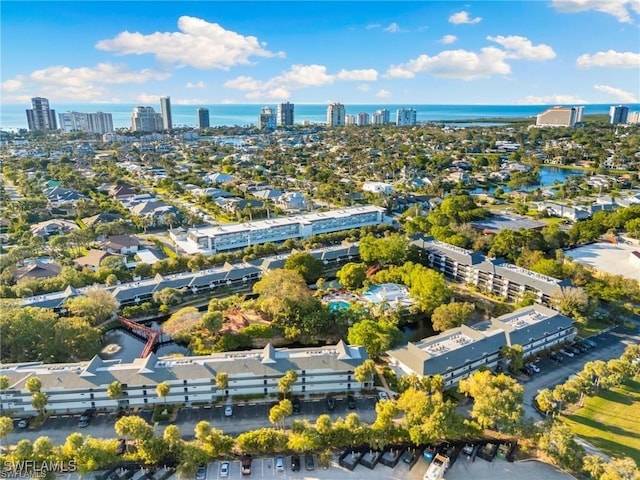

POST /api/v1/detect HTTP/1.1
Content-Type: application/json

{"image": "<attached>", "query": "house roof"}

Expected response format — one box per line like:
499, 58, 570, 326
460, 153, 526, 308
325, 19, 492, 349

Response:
74, 249, 115, 268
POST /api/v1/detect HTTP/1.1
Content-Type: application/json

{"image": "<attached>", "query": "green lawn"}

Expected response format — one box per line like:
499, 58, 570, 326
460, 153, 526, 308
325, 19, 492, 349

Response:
576, 318, 611, 338
561, 378, 640, 465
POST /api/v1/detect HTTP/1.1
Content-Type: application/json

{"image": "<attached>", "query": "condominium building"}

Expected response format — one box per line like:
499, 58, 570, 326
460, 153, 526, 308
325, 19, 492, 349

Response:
131, 106, 164, 132
197, 108, 210, 129
388, 304, 576, 386
396, 108, 417, 126
628, 111, 640, 124
160, 96, 173, 130
26, 97, 57, 131
58, 111, 114, 134
0, 341, 368, 415
372, 109, 391, 125
171, 206, 387, 255
411, 236, 572, 304
609, 105, 629, 124
277, 102, 294, 126
327, 102, 346, 127
357, 112, 370, 126
258, 106, 276, 130
536, 106, 583, 127
345, 114, 356, 126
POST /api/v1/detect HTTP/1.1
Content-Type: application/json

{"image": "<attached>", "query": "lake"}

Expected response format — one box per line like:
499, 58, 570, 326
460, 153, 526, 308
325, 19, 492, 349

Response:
100, 321, 190, 362
471, 166, 585, 194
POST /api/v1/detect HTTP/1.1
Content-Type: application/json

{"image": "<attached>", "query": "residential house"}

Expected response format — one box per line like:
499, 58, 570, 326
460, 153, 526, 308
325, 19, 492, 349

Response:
14, 260, 61, 281
101, 235, 140, 255
30, 219, 79, 238
74, 249, 123, 271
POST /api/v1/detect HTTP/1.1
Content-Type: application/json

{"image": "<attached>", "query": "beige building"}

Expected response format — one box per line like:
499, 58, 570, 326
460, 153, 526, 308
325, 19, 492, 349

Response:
536, 106, 583, 127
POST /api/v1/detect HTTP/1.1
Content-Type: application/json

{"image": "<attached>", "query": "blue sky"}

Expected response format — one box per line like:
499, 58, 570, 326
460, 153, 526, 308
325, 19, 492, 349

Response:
1, 1, 639, 105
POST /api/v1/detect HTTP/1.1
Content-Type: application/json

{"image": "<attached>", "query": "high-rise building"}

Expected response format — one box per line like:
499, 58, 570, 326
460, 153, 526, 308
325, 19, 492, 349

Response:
536, 106, 580, 127
58, 111, 113, 134
160, 96, 173, 130
628, 111, 640, 124
345, 114, 356, 126
327, 102, 345, 127
197, 108, 210, 129
26, 97, 57, 131
258, 106, 276, 130
131, 106, 164, 132
357, 112, 370, 126
373, 109, 390, 125
277, 102, 294, 126
396, 108, 417, 126
609, 105, 629, 124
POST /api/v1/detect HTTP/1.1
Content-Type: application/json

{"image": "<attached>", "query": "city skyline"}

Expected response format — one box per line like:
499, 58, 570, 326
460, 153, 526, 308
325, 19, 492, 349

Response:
1, 1, 639, 106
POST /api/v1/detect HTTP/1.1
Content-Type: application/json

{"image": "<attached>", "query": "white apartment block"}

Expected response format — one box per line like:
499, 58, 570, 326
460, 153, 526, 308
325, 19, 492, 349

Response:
388, 304, 576, 387
327, 103, 346, 127
412, 237, 572, 304
172, 206, 387, 255
0, 341, 368, 415
362, 181, 394, 195
396, 108, 417, 126
345, 115, 356, 126
59, 111, 114, 134
536, 106, 583, 127
357, 112, 370, 126
131, 106, 164, 132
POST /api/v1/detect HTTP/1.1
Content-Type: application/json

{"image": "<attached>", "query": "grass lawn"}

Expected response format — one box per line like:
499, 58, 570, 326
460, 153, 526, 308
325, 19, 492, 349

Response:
576, 318, 611, 338
561, 378, 640, 465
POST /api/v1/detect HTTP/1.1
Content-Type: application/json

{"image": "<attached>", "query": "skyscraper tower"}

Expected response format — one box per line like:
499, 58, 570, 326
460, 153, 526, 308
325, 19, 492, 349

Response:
197, 108, 210, 129
131, 106, 163, 132
326, 102, 345, 127
26, 97, 57, 131
160, 96, 173, 130
277, 102, 294, 126
258, 106, 276, 130
609, 105, 629, 124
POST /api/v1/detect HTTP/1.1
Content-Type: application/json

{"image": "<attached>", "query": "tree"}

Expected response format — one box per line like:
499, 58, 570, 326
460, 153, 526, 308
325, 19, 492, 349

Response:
408, 268, 452, 315
430, 302, 474, 332
336, 263, 367, 290
354, 359, 377, 383
153, 288, 180, 307
0, 416, 13, 448
32, 392, 48, 415
156, 381, 171, 404
253, 269, 315, 319
501, 344, 524, 374
201, 311, 223, 333
115, 415, 153, 443
215, 372, 229, 390
278, 370, 298, 397
459, 370, 524, 433
551, 286, 594, 322
599, 457, 640, 480
284, 252, 324, 284
359, 233, 408, 266
65, 288, 120, 325
347, 318, 402, 358
162, 306, 201, 341
538, 422, 584, 472
26, 376, 42, 394
269, 399, 292, 430
107, 381, 123, 401
236, 428, 288, 454
535, 388, 556, 415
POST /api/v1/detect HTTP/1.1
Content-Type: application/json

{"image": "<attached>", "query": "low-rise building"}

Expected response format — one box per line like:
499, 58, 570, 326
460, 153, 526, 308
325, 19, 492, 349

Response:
411, 236, 572, 304
0, 341, 368, 415
388, 304, 575, 387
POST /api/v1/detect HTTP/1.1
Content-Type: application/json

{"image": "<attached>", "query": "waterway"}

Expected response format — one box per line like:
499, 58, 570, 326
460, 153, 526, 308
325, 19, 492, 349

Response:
100, 321, 190, 363
471, 166, 586, 195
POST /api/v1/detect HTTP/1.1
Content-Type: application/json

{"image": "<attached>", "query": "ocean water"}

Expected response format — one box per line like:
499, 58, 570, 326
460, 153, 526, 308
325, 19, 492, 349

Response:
1, 103, 636, 131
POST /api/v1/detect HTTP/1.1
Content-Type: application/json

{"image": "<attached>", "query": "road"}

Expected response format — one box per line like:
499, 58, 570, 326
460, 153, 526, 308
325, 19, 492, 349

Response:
521, 326, 639, 420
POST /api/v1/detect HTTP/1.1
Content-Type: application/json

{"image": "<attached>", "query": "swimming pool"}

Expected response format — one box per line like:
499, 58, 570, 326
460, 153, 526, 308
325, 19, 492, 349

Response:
328, 300, 351, 312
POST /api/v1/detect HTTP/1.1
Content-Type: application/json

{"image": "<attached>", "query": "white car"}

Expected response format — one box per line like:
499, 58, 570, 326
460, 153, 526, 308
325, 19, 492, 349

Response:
377, 391, 390, 401
219, 462, 229, 478
224, 404, 233, 417
560, 348, 574, 358
529, 363, 541, 374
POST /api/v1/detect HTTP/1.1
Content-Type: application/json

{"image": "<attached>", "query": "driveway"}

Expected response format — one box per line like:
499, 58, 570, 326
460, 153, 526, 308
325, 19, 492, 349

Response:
446, 458, 576, 480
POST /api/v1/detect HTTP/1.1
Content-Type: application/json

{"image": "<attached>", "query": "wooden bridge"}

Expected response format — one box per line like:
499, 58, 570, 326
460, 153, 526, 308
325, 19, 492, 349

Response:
117, 316, 170, 358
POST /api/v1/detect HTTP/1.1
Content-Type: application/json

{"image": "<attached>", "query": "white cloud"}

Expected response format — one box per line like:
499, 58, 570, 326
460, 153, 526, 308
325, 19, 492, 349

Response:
517, 94, 588, 104
449, 11, 482, 24
376, 89, 391, 98
384, 22, 401, 33
552, 0, 639, 23
172, 98, 209, 105
96, 16, 285, 70
357, 84, 371, 92
1, 63, 170, 103
487, 35, 556, 60
440, 35, 457, 44
576, 50, 640, 68
386, 47, 510, 80
224, 64, 378, 99
185, 81, 206, 89
135, 93, 162, 104
366, 23, 381, 30
594, 84, 638, 102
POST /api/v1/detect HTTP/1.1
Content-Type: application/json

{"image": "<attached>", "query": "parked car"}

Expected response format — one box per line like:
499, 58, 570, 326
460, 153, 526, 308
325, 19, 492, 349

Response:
275, 455, 285, 472
292, 398, 301, 413
528, 363, 541, 374
520, 366, 533, 376
347, 393, 356, 409
575, 343, 589, 352
78, 408, 96, 428
567, 345, 581, 355
326, 395, 336, 411
195, 464, 207, 480
560, 348, 574, 358
377, 391, 390, 401
224, 404, 233, 417
549, 352, 563, 363
219, 462, 229, 478
17, 418, 30, 429
305, 453, 315, 471
584, 339, 597, 348
291, 455, 300, 472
